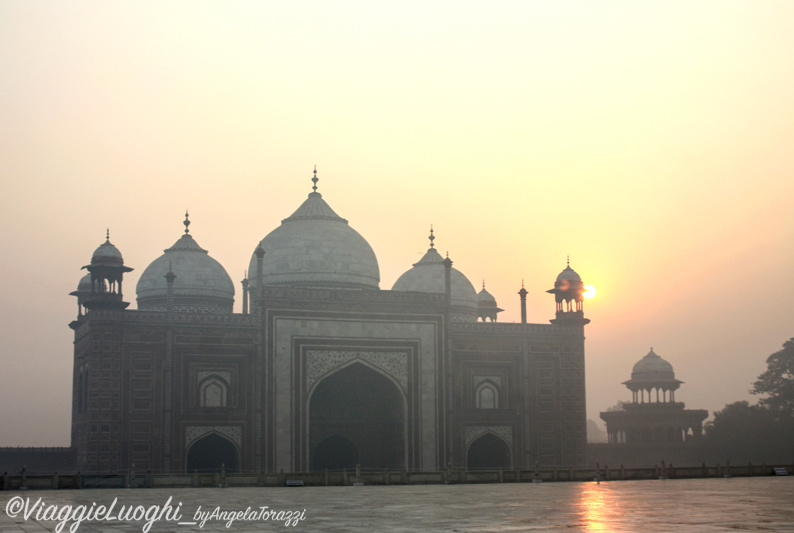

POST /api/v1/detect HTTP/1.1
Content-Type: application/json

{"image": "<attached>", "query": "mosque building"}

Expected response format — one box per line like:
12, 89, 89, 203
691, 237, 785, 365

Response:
69, 171, 590, 474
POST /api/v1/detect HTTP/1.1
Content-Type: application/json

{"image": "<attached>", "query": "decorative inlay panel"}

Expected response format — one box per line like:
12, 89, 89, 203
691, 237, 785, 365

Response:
185, 426, 241, 449
197, 371, 231, 383
465, 425, 513, 448
306, 350, 408, 392
473, 375, 502, 388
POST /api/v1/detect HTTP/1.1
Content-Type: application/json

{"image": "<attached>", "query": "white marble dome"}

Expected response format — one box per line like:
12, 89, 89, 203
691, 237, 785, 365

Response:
630, 349, 676, 382
392, 241, 478, 318
248, 190, 380, 290
136, 222, 234, 313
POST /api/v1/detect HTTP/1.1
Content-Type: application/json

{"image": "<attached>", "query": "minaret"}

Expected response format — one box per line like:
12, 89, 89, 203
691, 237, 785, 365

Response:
547, 257, 589, 326
254, 245, 265, 314
518, 280, 528, 324
241, 272, 249, 315
442, 251, 453, 306
82, 230, 133, 310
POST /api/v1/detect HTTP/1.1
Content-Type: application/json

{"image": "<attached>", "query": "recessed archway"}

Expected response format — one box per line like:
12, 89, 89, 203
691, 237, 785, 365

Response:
186, 433, 239, 473
312, 434, 360, 471
309, 362, 405, 471
467, 432, 511, 470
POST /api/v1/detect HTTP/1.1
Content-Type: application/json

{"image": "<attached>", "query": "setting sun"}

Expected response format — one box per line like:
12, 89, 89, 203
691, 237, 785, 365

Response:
583, 285, 597, 299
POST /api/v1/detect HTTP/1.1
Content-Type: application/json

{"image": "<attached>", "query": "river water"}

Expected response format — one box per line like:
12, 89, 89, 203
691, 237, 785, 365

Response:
2, 477, 792, 532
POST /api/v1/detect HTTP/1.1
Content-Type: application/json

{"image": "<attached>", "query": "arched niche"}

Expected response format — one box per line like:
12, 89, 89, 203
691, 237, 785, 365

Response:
198, 375, 228, 408
475, 381, 499, 409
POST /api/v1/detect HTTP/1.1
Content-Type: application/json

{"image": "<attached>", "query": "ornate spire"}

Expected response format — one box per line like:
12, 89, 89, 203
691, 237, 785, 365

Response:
482, 280, 486, 290
105, 228, 110, 242
312, 165, 318, 192
429, 225, 435, 248
567, 255, 570, 267
184, 210, 191, 234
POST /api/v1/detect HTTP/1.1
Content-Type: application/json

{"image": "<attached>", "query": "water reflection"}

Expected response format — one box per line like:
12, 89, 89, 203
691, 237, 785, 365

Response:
578, 482, 613, 532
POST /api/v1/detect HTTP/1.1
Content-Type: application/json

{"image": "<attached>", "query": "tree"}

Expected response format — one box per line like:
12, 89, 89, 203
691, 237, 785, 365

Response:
752, 337, 794, 413
705, 401, 792, 463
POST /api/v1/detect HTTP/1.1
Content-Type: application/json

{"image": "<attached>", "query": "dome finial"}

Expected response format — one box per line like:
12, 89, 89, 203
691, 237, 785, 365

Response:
482, 279, 485, 290
106, 228, 110, 242
184, 210, 191, 234
429, 225, 435, 248
522, 278, 525, 288
567, 255, 570, 267
312, 165, 318, 192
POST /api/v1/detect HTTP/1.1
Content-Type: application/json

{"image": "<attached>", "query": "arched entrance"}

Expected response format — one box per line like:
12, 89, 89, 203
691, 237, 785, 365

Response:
312, 434, 360, 471
467, 433, 511, 469
186, 433, 239, 473
309, 362, 405, 471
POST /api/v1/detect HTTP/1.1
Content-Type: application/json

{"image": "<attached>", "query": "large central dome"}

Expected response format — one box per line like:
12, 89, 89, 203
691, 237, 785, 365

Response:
248, 176, 380, 290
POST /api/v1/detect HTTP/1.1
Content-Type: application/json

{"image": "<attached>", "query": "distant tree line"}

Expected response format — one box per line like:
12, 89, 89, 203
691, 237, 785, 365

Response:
705, 338, 794, 464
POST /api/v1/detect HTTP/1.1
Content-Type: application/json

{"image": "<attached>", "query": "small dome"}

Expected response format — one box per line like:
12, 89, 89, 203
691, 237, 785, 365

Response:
76, 273, 92, 292
478, 284, 497, 305
91, 233, 124, 267
556, 265, 581, 282
392, 234, 477, 319
137, 218, 234, 313
630, 349, 676, 382
476, 282, 503, 322
248, 188, 380, 290
70, 273, 103, 299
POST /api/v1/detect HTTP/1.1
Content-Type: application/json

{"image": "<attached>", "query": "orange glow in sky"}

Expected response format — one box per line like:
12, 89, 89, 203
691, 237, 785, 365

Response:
1, 1, 793, 445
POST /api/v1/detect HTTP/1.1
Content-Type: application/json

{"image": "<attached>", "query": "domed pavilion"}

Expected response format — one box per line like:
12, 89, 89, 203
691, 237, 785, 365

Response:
599, 348, 708, 456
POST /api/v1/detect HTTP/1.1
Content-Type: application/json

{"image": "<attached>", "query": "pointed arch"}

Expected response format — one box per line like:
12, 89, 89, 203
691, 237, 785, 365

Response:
475, 380, 499, 409
466, 432, 512, 470
198, 374, 228, 407
185, 432, 239, 473
307, 361, 406, 471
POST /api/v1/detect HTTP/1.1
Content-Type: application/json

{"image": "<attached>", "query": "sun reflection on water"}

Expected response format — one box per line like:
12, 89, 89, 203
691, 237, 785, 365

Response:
578, 482, 614, 532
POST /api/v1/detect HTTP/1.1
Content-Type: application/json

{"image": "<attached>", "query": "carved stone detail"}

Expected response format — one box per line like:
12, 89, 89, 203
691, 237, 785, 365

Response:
465, 425, 513, 449
473, 375, 502, 388
306, 350, 408, 392
197, 371, 231, 383
185, 426, 241, 449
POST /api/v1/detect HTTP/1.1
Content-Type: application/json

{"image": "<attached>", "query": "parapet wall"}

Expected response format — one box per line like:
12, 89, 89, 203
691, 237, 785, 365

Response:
1, 463, 790, 490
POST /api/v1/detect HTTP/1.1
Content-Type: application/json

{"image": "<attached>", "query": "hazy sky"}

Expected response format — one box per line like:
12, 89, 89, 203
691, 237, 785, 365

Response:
1, 1, 792, 445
